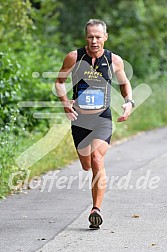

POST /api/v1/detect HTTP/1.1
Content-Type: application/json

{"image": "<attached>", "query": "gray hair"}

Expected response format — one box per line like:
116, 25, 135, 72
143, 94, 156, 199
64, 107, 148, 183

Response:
85, 19, 107, 34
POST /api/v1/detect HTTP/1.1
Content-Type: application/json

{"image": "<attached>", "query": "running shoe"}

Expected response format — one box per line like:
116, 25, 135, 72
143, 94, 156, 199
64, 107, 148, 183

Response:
88, 209, 103, 229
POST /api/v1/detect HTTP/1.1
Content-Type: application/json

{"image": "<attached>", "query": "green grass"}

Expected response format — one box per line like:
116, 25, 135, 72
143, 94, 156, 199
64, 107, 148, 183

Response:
0, 76, 167, 198
19, 131, 78, 179
0, 129, 78, 197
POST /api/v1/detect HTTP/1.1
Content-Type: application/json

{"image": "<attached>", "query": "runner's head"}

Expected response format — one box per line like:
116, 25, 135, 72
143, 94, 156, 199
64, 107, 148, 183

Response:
85, 19, 108, 54
85, 19, 107, 35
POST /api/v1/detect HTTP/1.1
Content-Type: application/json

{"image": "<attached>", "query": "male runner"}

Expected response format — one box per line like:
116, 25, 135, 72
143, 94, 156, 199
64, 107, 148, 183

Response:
55, 19, 134, 229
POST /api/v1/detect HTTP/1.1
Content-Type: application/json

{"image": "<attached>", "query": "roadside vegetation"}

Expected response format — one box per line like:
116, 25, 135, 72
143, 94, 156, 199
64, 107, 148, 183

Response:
0, 0, 167, 197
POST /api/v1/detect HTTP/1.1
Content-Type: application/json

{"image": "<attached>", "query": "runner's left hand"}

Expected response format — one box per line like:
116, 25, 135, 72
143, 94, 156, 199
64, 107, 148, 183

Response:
117, 103, 132, 122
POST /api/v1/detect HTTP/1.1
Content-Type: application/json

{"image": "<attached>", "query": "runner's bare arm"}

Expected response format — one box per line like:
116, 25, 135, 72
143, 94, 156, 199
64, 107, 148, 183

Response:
55, 51, 78, 121
112, 54, 133, 122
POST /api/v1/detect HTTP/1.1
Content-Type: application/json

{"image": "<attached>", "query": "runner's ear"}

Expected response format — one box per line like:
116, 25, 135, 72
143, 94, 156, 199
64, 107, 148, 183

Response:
104, 33, 108, 41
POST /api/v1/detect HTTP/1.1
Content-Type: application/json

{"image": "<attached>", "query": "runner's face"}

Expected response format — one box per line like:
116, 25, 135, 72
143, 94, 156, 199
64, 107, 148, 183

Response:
86, 25, 108, 54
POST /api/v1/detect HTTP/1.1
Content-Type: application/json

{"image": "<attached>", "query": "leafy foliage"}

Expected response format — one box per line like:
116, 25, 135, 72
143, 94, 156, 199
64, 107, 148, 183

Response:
0, 0, 167, 197
0, 0, 35, 49
0, 0, 62, 197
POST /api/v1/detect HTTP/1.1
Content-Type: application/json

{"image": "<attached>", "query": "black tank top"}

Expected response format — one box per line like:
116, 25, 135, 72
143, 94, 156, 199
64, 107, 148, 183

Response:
72, 47, 113, 109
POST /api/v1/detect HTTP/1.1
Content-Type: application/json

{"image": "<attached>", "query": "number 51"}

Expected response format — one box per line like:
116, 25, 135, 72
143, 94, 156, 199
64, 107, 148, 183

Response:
86, 95, 94, 103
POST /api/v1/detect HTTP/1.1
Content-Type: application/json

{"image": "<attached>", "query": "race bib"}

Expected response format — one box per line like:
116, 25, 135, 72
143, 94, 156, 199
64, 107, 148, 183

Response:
78, 89, 104, 109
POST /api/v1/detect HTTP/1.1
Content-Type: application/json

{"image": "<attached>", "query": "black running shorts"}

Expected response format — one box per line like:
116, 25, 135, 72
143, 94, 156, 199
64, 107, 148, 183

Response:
71, 107, 112, 149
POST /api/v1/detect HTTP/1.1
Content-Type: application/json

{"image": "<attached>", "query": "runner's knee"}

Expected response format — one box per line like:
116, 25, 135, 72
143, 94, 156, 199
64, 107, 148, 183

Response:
91, 152, 104, 172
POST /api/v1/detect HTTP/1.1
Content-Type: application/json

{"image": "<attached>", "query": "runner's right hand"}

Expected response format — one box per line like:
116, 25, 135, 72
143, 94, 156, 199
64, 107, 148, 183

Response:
63, 100, 78, 121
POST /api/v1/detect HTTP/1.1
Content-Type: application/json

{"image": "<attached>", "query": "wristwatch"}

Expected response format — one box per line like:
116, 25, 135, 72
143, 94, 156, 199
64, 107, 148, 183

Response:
125, 99, 135, 108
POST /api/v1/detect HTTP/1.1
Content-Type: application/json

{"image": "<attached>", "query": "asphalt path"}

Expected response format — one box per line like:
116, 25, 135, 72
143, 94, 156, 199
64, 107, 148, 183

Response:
0, 127, 167, 252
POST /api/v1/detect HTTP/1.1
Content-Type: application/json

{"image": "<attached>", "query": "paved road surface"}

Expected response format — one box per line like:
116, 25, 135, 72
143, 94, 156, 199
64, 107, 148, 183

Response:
0, 127, 167, 252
